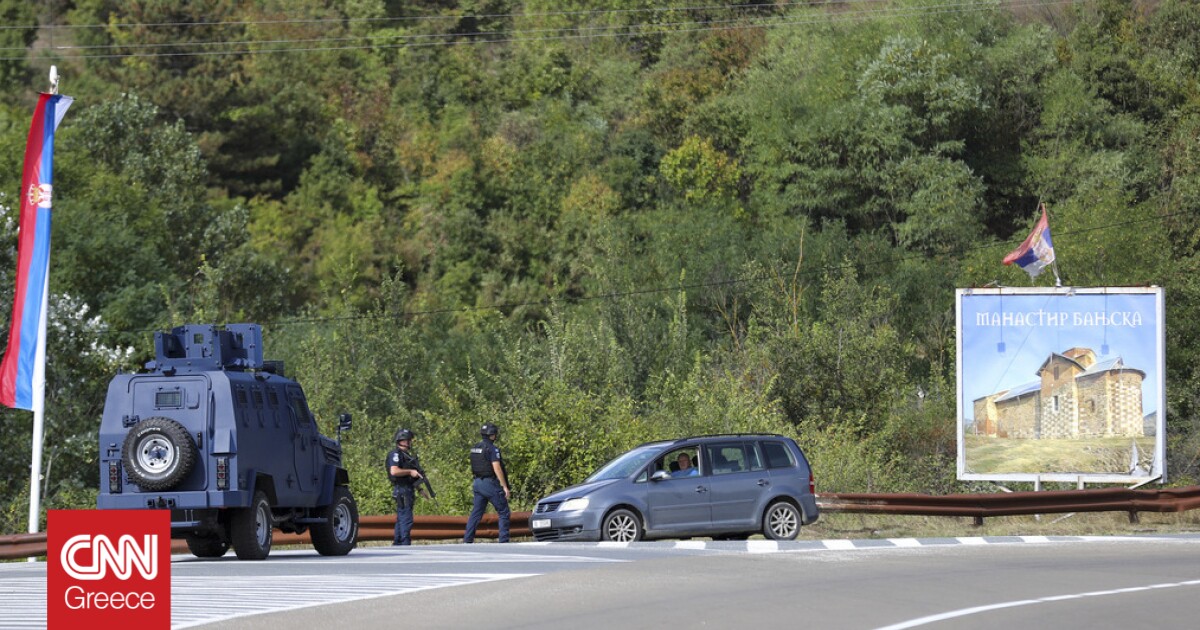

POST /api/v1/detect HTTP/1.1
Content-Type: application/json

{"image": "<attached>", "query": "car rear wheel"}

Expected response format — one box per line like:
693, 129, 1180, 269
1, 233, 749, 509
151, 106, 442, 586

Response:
122, 417, 198, 491
763, 501, 800, 540
232, 491, 273, 560
311, 486, 358, 556
601, 509, 643, 542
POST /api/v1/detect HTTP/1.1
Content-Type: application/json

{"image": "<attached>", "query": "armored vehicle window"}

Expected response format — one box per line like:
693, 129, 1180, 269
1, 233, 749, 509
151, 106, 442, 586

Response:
289, 396, 313, 425
155, 390, 182, 409
252, 389, 264, 408
236, 387, 248, 406
268, 390, 280, 407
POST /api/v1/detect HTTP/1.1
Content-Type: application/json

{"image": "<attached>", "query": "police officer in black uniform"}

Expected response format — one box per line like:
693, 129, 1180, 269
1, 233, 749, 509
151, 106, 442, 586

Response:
462, 423, 511, 543
387, 428, 429, 546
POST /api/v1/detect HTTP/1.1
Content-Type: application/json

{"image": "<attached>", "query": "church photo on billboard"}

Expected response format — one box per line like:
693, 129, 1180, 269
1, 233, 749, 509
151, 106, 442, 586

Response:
956, 287, 1165, 483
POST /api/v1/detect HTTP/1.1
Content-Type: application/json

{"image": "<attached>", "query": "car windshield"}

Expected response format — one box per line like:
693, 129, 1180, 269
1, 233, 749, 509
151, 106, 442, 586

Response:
584, 444, 665, 482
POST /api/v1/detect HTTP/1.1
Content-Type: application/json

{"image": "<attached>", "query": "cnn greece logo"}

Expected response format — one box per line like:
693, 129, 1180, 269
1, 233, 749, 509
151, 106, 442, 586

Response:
48, 509, 170, 628
60, 534, 158, 581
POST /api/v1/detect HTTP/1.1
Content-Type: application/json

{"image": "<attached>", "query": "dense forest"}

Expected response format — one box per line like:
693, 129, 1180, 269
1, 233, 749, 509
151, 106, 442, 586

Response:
1, 0, 1199, 530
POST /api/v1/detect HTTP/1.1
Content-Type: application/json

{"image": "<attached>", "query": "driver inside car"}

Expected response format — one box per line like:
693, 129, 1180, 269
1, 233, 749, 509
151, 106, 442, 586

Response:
670, 452, 698, 477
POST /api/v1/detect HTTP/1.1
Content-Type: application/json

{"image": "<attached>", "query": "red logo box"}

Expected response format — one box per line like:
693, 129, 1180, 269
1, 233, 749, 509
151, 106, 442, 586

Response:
48, 510, 171, 629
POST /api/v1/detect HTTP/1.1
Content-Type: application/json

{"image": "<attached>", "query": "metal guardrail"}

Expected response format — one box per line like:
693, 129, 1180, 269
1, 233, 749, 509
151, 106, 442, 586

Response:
818, 486, 1200, 520
0, 532, 48, 560
1, 512, 532, 560
6, 486, 1200, 560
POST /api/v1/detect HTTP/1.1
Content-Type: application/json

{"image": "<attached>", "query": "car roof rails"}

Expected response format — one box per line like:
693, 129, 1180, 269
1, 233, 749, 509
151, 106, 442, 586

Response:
673, 433, 786, 443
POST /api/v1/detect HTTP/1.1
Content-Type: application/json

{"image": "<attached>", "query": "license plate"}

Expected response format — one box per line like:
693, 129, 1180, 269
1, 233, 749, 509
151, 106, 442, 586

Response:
531, 519, 551, 529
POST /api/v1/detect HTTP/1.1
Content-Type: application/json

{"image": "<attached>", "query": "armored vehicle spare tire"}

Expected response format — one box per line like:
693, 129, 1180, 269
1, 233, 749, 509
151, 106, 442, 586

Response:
122, 417, 198, 491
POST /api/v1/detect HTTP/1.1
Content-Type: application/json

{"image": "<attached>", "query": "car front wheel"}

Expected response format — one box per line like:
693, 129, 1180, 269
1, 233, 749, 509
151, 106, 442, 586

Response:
231, 491, 273, 560
763, 501, 800, 540
311, 486, 358, 556
601, 509, 643, 542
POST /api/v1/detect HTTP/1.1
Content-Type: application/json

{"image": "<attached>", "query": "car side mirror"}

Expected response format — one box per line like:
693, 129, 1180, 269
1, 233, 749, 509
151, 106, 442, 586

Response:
650, 470, 670, 482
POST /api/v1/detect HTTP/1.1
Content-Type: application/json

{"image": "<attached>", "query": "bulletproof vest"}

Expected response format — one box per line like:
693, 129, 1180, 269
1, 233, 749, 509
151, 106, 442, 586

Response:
470, 440, 495, 478
388, 449, 414, 486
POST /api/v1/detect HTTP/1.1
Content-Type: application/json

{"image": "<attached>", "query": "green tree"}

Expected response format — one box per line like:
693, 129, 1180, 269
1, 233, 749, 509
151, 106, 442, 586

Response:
53, 94, 212, 333
0, 0, 37, 95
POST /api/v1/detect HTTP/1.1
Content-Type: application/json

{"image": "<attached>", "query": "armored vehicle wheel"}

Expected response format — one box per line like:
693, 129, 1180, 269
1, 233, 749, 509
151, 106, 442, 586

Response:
185, 533, 230, 558
763, 501, 800, 541
231, 491, 273, 560
311, 486, 359, 556
121, 417, 198, 491
600, 508, 643, 542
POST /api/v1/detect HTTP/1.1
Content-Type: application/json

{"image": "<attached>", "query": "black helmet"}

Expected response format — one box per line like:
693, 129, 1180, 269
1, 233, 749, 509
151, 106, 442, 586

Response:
394, 428, 414, 442
480, 423, 499, 438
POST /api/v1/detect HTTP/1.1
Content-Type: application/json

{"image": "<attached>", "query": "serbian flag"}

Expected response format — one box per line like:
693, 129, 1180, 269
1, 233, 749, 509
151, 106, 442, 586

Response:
0, 93, 72, 410
1002, 203, 1056, 280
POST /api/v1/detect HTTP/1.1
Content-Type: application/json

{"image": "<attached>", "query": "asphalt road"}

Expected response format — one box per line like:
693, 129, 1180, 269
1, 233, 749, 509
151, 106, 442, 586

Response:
7, 535, 1200, 629
214, 536, 1200, 630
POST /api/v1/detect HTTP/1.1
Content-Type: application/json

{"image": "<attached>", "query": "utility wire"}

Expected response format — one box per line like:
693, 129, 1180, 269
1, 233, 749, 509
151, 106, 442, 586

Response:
0, 1, 956, 32
4, 0, 1082, 61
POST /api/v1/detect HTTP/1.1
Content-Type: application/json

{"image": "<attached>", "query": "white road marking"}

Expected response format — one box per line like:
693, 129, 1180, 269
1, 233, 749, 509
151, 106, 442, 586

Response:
172, 573, 534, 628
875, 579, 1200, 630
747, 540, 779, 553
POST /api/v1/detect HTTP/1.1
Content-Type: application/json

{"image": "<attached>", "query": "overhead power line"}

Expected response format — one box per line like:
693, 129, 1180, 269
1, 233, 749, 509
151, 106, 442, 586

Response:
0, 2, 944, 31
4, 0, 1085, 61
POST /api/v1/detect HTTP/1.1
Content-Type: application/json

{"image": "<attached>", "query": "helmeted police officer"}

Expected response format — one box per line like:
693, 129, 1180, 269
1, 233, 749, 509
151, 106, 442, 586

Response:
387, 428, 429, 546
462, 422, 511, 543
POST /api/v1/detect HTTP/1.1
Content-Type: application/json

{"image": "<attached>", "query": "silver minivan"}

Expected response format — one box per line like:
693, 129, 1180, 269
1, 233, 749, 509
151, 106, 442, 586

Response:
530, 434, 819, 542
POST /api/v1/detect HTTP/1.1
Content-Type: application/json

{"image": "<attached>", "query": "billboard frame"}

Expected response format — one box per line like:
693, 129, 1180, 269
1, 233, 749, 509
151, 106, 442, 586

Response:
956, 286, 1165, 484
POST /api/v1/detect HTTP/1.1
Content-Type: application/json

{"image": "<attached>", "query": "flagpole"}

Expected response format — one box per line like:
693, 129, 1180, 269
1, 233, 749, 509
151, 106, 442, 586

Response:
26, 277, 48, 536
1043, 202, 1062, 287
27, 66, 59, 539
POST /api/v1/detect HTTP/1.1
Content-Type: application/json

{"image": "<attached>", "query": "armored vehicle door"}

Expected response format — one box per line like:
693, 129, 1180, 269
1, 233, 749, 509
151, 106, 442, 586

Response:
127, 376, 210, 491
286, 386, 320, 495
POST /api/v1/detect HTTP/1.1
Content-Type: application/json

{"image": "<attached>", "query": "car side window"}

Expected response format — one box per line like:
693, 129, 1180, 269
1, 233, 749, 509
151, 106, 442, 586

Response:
657, 448, 701, 478
762, 441, 796, 469
706, 443, 747, 475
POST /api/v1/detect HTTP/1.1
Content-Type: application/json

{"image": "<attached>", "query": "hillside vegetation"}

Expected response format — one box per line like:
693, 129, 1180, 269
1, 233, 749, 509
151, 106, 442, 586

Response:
2, 0, 1200, 528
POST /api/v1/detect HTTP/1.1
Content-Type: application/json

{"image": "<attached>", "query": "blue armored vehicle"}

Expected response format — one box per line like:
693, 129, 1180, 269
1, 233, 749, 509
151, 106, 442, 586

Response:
96, 323, 358, 560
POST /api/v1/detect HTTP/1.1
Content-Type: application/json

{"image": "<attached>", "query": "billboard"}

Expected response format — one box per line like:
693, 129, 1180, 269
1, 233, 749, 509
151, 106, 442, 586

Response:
956, 287, 1165, 483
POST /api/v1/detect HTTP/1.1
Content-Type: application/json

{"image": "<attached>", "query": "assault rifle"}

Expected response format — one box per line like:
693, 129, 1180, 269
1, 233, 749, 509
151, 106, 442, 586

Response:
402, 450, 436, 500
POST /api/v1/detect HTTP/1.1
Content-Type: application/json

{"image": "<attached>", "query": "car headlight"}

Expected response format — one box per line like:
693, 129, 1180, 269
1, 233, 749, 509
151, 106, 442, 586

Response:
560, 497, 590, 511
